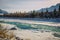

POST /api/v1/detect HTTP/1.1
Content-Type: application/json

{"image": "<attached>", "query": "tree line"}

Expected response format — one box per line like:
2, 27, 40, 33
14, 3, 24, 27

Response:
1, 5, 60, 18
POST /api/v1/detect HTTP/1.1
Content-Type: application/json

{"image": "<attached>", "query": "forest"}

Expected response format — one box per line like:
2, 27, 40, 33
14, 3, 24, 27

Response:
1, 5, 60, 18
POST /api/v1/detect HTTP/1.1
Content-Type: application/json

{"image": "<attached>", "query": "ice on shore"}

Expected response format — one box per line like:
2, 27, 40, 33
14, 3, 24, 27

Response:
0, 23, 60, 40
0, 18, 60, 27
0, 18, 60, 40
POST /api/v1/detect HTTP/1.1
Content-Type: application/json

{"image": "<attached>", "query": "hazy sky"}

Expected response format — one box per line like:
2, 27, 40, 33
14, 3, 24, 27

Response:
0, 0, 60, 13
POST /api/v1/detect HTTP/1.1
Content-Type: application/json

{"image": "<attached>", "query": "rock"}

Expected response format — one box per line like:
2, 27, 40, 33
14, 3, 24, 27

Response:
16, 37, 21, 40
10, 27, 17, 30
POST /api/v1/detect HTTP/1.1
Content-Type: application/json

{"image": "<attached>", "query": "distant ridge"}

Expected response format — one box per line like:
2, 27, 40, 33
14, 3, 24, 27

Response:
37, 3, 60, 12
0, 9, 8, 14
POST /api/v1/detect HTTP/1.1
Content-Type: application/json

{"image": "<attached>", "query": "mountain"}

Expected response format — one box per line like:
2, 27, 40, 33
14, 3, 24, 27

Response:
37, 3, 60, 12
0, 9, 8, 15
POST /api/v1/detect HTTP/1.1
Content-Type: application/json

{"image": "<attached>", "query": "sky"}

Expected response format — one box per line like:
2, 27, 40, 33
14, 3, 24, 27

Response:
0, 0, 60, 13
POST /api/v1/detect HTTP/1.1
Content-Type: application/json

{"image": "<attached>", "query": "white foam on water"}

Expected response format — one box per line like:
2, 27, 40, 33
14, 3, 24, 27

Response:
0, 18, 60, 27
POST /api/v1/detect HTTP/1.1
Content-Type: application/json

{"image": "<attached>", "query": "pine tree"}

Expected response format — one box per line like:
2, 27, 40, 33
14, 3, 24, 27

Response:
40, 9, 43, 18
45, 9, 49, 18
30, 10, 35, 18
59, 5, 60, 12
46, 8, 48, 13
53, 8, 56, 18
58, 4, 60, 17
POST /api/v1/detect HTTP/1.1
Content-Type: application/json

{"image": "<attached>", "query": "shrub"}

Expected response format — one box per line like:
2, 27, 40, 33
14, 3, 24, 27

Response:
0, 24, 16, 40
53, 33, 60, 38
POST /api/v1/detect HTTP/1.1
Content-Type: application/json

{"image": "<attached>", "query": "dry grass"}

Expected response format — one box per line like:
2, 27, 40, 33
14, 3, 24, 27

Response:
0, 24, 16, 40
0, 24, 31, 40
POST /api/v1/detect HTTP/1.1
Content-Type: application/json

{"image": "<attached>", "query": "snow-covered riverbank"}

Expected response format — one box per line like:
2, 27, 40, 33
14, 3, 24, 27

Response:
0, 18, 60, 27
0, 23, 60, 40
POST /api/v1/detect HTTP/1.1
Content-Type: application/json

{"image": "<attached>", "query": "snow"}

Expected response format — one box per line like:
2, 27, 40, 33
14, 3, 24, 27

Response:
0, 18, 60, 27
0, 21, 60, 40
